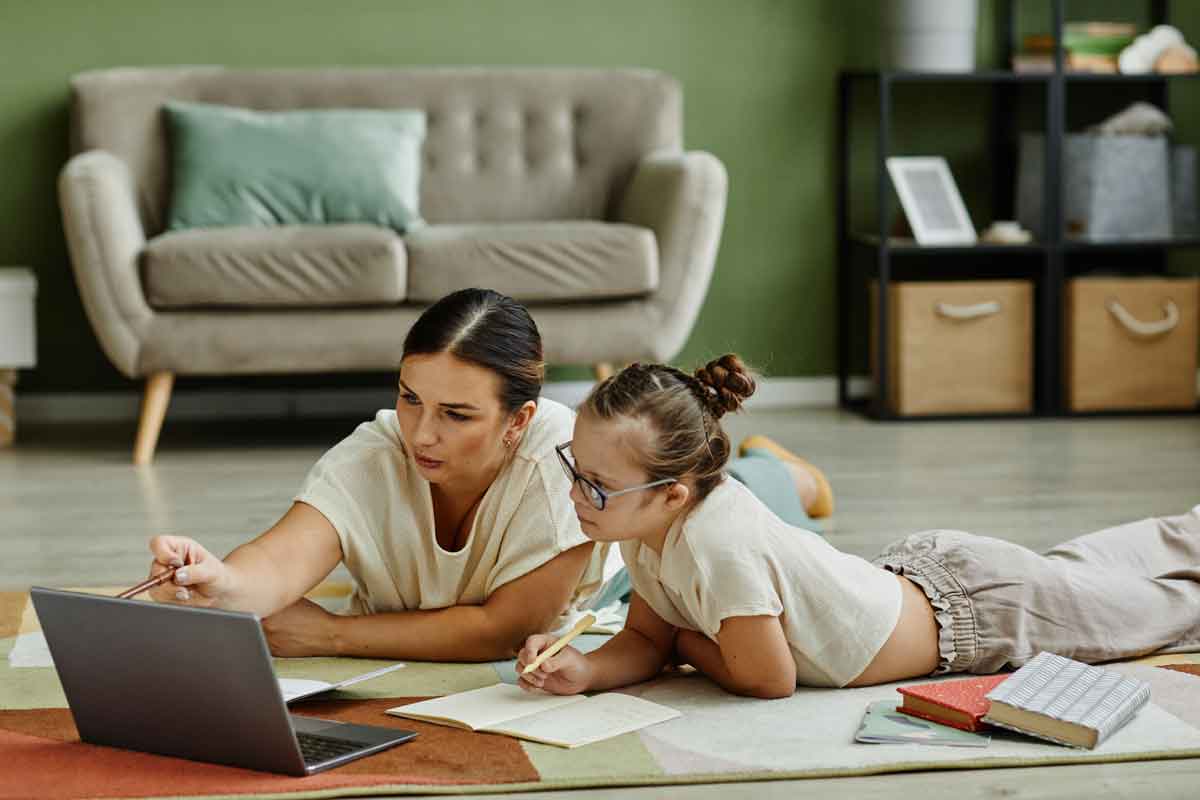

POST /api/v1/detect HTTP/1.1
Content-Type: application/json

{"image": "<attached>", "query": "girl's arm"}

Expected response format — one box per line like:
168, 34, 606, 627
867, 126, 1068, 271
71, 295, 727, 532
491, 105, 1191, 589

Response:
579, 592, 677, 690
676, 614, 797, 699
271, 540, 596, 660
517, 592, 677, 694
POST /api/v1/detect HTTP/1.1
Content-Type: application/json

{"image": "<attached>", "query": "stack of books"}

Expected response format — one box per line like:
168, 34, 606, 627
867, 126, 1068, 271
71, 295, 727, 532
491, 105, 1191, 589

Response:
1011, 23, 1138, 74
1012, 34, 1056, 74
1064, 21, 1137, 73
893, 652, 1151, 750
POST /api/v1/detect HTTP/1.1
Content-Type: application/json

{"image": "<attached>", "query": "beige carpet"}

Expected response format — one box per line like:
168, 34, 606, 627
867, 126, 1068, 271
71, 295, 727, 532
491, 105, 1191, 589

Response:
4, 587, 1200, 799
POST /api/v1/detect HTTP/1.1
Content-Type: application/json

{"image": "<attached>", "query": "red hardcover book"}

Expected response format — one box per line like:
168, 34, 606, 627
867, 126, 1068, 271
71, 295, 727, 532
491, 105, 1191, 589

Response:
895, 674, 1009, 732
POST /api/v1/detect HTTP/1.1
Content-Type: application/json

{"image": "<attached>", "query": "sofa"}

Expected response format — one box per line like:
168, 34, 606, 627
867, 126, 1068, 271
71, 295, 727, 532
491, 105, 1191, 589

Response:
58, 67, 728, 463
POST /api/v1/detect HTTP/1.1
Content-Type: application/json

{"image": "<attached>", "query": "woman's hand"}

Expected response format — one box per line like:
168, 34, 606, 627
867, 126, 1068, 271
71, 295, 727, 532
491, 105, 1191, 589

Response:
516, 634, 593, 695
262, 598, 339, 657
146, 535, 231, 607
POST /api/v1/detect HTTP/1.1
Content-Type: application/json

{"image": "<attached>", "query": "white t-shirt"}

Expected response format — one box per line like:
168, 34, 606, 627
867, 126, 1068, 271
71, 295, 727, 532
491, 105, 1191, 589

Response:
620, 478, 902, 688
295, 397, 602, 620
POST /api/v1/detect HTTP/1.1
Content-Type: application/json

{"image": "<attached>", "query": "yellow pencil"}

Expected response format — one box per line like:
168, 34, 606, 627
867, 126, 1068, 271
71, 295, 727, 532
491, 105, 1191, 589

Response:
521, 613, 596, 674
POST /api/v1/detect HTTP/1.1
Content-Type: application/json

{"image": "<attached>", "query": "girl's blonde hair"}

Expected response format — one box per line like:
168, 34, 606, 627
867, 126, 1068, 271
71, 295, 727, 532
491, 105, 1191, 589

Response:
580, 354, 757, 501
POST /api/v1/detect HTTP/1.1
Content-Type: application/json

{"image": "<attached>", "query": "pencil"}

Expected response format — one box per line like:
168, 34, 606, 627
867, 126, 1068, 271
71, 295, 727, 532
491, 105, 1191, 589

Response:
521, 613, 596, 674
117, 565, 180, 599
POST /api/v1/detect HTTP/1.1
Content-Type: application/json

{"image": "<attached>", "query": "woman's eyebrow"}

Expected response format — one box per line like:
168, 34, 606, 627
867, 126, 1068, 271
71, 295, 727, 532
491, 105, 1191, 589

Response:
397, 380, 480, 411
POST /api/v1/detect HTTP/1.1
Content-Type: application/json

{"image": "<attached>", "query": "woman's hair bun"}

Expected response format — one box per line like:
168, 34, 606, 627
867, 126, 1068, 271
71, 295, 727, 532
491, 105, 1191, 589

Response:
692, 354, 756, 419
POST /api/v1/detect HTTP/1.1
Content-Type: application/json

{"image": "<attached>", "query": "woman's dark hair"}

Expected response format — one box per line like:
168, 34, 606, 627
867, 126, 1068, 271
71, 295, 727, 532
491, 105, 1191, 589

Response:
403, 288, 545, 412
581, 354, 757, 502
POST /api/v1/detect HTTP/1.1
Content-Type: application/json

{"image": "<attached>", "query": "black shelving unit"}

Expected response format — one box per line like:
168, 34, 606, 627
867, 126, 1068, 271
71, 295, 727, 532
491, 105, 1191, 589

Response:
836, 0, 1199, 419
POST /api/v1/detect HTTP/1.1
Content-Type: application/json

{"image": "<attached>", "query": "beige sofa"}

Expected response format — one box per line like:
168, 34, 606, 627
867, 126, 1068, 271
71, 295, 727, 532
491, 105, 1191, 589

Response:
58, 67, 728, 463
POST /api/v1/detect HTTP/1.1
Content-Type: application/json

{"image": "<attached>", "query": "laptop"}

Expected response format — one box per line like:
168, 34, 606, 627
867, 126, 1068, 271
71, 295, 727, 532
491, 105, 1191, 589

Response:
30, 587, 418, 776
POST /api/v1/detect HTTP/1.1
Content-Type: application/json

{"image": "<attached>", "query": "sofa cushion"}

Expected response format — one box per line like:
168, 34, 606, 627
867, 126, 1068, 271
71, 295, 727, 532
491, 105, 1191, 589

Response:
164, 102, 426, 233
142, 225, 407, 309
404, 222, 658, 303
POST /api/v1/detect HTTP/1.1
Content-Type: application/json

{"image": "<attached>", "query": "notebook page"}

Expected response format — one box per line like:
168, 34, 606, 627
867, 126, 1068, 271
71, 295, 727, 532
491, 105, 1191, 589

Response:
485, 692, 680, 748
279, 678, 333, 702
388, 683, 584, 730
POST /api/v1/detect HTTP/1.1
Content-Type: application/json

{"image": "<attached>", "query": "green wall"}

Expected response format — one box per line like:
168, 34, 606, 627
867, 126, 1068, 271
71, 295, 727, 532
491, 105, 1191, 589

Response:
3, 1, 1197, 393
0, 0, 848, 392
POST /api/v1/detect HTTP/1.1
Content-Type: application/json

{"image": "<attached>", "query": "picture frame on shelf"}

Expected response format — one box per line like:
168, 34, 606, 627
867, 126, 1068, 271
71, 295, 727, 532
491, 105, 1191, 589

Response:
886, 156, 977, 245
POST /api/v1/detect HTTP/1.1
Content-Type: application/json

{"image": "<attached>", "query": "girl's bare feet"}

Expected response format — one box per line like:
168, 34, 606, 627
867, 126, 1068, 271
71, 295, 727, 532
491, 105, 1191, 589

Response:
781, 460, 820, 512
737, 435, 835, 518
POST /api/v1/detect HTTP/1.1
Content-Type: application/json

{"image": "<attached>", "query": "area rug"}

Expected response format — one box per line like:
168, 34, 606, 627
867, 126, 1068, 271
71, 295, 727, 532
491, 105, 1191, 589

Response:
3, 587, 1200, 799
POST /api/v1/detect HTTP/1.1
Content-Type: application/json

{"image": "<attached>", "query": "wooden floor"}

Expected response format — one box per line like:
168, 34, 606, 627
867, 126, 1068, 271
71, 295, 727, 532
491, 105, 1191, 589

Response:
3, 407, 1199, 799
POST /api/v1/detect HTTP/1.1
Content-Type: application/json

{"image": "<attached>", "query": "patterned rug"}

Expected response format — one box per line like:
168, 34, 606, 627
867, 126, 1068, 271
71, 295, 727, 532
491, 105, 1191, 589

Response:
3, 587, 1200, 799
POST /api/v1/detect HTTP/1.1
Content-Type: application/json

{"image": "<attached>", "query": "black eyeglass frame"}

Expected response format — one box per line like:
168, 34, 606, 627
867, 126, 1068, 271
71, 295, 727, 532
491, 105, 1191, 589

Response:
555, 441, 676, 511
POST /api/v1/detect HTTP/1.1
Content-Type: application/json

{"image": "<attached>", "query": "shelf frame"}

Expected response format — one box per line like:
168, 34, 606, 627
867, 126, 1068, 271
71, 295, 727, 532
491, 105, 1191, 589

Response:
835, 0, 1197, 420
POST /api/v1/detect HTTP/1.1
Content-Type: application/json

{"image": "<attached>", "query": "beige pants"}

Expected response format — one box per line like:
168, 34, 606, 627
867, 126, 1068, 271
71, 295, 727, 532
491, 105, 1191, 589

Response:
872, 505, 1200, 674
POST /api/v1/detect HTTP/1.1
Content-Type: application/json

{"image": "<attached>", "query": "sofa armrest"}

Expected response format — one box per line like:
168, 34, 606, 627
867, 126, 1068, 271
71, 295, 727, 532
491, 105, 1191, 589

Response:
59, 150, 152, 377
617, 150, 728, 362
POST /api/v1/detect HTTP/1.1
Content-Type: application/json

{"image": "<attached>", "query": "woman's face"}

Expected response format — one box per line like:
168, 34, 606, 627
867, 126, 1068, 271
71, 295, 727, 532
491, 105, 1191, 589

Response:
396, 352, 516, 489
565, 411, 689, 547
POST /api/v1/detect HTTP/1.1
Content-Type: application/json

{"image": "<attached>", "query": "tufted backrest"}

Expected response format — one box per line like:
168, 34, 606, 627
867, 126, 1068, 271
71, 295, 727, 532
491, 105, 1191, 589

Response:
69, 67, 682, 235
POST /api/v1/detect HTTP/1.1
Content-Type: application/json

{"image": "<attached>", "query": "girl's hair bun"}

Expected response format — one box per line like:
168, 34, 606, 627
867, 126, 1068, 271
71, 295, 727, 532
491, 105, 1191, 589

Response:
693, 354, 756, 419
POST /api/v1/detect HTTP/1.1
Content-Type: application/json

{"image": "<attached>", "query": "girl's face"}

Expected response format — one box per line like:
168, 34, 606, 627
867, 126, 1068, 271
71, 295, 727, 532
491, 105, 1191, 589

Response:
396, 352, 528, 490
565, 411, 691, 549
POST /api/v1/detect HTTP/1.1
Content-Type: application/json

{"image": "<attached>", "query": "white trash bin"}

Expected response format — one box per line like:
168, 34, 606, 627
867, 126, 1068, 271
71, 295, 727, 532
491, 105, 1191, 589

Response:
882, 0, 979, 72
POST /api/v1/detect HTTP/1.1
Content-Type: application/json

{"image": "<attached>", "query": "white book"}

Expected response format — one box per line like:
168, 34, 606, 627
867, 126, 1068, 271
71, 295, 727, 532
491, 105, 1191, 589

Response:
279, 662, 406, 704
386, 683, 680, 748
983, 651, 1150, 749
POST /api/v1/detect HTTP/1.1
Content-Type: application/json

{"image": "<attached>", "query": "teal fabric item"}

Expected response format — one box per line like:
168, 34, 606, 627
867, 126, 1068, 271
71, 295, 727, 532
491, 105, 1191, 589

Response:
727, 448, 823, 534
165, 101, 425, 232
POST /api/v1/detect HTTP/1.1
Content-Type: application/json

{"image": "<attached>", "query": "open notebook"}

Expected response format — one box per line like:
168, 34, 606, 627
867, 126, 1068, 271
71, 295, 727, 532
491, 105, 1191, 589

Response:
386, 683, 679, 748
279, 662, 406, 703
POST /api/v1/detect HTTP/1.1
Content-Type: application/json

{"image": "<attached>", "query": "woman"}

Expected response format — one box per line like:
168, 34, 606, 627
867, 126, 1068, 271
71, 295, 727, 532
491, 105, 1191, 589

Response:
517, 355, 1200, 697
146, 289, 601, 661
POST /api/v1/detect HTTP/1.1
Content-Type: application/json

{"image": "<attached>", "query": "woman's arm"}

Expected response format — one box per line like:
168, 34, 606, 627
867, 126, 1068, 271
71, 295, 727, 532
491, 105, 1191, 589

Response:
676, 615, 797, 699
273, 541, 596, 660
149, 501, 344, 616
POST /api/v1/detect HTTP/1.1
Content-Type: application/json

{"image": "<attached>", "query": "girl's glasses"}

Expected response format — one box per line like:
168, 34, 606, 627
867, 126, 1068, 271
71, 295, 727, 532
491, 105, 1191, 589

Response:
555, 441, 676, 511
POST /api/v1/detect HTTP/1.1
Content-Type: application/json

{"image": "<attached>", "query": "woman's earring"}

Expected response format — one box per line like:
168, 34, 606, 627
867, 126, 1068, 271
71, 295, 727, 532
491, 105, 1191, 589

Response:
503, 437, 512, 448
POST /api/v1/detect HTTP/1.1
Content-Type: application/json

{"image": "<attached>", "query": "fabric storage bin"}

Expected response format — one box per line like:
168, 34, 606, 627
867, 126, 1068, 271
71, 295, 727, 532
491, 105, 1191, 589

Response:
871, 280, 1034, 415
1017, 133, 1172, 241
1065, 277, 1199, 411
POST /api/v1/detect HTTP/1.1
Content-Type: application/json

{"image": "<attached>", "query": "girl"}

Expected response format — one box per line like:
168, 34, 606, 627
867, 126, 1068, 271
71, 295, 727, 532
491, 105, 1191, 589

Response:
145, 289, 602, 661
517, 355, 1200, 698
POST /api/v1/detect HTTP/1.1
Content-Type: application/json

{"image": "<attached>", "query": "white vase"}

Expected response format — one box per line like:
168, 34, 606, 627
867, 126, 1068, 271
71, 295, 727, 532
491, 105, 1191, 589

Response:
882, 0, 979, 72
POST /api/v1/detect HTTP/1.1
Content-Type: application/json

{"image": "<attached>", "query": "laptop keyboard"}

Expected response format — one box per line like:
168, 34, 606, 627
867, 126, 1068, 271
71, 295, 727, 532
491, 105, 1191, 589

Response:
297, 732, 371, 765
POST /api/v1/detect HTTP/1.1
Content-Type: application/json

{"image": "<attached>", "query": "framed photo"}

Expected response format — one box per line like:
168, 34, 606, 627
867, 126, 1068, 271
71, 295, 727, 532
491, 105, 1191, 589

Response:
886, 156, 977, 245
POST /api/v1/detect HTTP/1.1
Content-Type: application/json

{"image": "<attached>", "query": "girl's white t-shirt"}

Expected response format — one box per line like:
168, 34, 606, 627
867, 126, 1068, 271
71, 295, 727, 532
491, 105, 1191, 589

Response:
295, 397, 603, 620
620, 477, 902, 688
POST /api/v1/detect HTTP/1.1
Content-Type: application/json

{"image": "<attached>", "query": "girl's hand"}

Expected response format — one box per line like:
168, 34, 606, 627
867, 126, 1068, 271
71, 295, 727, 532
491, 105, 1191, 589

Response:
146, 535, 230, 606
516, 634, 592, 695
261, 598, 338, 657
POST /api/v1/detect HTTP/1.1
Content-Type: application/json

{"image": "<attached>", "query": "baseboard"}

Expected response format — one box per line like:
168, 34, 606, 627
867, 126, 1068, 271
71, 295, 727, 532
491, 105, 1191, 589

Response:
14, 376, 874, 425
17, 370, 1196, 424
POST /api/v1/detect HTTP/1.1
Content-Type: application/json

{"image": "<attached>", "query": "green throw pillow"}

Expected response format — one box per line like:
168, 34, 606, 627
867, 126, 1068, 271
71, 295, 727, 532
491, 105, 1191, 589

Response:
164, 101, 425, 232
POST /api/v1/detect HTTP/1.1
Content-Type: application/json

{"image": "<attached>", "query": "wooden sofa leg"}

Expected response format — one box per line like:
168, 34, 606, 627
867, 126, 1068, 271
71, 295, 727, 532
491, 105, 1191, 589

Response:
133, 371, 174, 466
593, 363, 615, 381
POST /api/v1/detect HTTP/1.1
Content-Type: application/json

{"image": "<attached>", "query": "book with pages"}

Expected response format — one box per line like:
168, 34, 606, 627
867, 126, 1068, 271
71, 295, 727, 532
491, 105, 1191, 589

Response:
983, 651, 1150, 749
386, 683, 679, 748
278, 662, 406, 703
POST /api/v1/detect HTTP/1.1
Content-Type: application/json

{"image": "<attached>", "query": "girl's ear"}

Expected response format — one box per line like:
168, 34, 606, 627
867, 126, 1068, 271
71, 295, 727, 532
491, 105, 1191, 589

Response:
663, 481, 690, 511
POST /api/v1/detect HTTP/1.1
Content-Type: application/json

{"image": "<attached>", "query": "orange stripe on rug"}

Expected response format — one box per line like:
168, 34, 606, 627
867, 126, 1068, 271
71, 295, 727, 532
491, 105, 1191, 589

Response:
0, 698, 539, 799
0, 592, 26, 638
